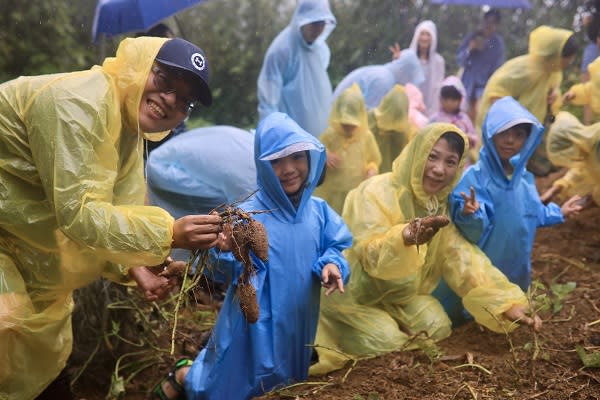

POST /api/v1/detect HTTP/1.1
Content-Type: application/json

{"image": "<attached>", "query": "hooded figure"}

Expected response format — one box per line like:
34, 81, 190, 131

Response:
449, 97, 564, 293
314, 83, 381, 213
476, 26, 573, 132
184, 112, 352, 399
369, 85, 413, 173
257, 0, 336, 137
409, 20, 446, 116
311, 123, 529, 375
405, 83, 429, 129
0, 37, 216, 399
545, 111, 600, 205
332, 49, 425, 109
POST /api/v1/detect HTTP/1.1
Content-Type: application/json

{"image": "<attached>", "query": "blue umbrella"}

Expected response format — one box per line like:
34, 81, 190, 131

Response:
431, 0, 532, 8
92, 0, 207, 42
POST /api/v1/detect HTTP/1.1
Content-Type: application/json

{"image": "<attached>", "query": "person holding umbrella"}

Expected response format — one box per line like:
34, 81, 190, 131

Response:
0, 36, 222, 399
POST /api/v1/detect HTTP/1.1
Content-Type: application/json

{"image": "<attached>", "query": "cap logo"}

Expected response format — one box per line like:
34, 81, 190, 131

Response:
191, 53, 206, 71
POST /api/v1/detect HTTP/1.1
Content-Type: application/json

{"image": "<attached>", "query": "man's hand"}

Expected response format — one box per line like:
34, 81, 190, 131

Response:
540, 184, 562, 204
327, 151, 341, 169
172, 214, 222, 250
402, 215, 450, 246
321, 263, 344, 296
130, 266, 175, 302
460, 186, 480, 215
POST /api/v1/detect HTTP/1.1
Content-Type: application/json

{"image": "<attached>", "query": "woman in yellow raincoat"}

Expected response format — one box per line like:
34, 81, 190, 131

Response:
311, 123, 540, 375
563, 57, 600, 123
541, 111, 600, 206
368, 84, 415, 172
314, 83, 381, 214
0, 37, 223, 399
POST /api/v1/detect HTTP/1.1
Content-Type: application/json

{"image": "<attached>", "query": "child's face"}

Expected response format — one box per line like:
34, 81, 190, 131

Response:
440, 97, 461, 114
270, 151, 309, 195
492, 125, 529, 161
341, 123, 358, 138
422, 137, 461, 195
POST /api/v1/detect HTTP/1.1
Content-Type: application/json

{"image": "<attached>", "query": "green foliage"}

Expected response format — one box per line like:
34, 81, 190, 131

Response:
530, 280, 576, 315
576, 345, 600, 368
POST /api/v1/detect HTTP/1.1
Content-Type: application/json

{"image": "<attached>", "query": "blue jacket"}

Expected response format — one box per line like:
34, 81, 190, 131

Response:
450, 96, 564, 290
257, 0, 336, 137
185, 112, 352, 399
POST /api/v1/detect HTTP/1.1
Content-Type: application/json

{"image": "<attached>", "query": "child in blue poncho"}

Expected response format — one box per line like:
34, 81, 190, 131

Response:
434, 96, 583, 325
152, 112, 352, 400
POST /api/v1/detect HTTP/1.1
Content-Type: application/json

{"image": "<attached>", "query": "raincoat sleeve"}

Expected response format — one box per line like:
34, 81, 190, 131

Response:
568, 81, 593, 106
364, 132, 382, 173
431, 224, 528, 333
455, 34, 473, 68
528, 173, 564, 227
311, 200, 352, 283
343, 182, 424, 281
25, 82, 174, 268
449, 177, 494, 244
257, 46, 289, 120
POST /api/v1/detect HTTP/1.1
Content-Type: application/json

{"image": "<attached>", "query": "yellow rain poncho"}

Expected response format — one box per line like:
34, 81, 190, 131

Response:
476, 26, 572, 134
314, 83, 381, 213
0, 37, 175, 399
368, 85, 414, 172
311, 123, 528, 375
566, 57, 600, 116
546, 111, 600, 204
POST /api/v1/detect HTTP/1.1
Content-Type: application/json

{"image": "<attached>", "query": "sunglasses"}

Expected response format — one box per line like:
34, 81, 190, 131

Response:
151, 65, 198, 114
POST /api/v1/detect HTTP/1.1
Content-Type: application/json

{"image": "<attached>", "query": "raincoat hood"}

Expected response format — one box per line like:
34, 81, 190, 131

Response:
409, 20, 439, 57
102, 36, 170, 142
384, 48, 425, 86
328, 83, 369, 141
391, 122, 468, 214
372, 85, 411, 133
528, 25, 573, 73
440, 75, 467, 111
547, 111, 600, 172
480, 96, 544, 186
254, 112, 326, 219
290, 0, 336, 49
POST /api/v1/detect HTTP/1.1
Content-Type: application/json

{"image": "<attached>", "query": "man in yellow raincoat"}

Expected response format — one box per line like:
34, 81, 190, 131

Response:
475, 25, 578, 174
314, 83, 381, 214
0, 37, 223, 399
311, 123, 540, 375
541, 111, 600, 207
368, 85, 415, 173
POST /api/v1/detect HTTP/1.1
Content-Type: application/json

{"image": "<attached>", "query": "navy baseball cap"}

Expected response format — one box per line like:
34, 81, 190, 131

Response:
155, 38, 213, 107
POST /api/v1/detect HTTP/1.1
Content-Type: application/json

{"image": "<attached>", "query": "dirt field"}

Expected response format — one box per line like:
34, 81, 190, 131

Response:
71, 174, 600, 400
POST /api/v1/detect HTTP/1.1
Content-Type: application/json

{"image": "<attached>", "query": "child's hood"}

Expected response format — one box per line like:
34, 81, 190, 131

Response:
254, 112, 326, 219
481, 96, 544, 183
328, 83, 369, 140
372, 85, 411, 133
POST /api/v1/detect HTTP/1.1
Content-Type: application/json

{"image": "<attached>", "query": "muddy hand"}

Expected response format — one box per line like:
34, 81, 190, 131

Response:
402, 215, 449, 246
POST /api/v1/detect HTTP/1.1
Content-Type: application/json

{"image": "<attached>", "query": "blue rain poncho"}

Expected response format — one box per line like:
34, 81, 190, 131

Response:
146, 125, 257, 217
311, 123, 528, 375
332, 49, 424, 109
0, 37, 175, 399
257, 0, 336, 137
184, 112, 352, 400
441, 97, 564, 322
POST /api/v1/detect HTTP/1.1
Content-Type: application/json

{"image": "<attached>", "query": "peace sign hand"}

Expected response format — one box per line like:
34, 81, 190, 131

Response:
460, 186, 480, 215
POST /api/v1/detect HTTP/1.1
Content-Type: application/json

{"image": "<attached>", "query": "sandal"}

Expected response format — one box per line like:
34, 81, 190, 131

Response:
151, 358, 193, 400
